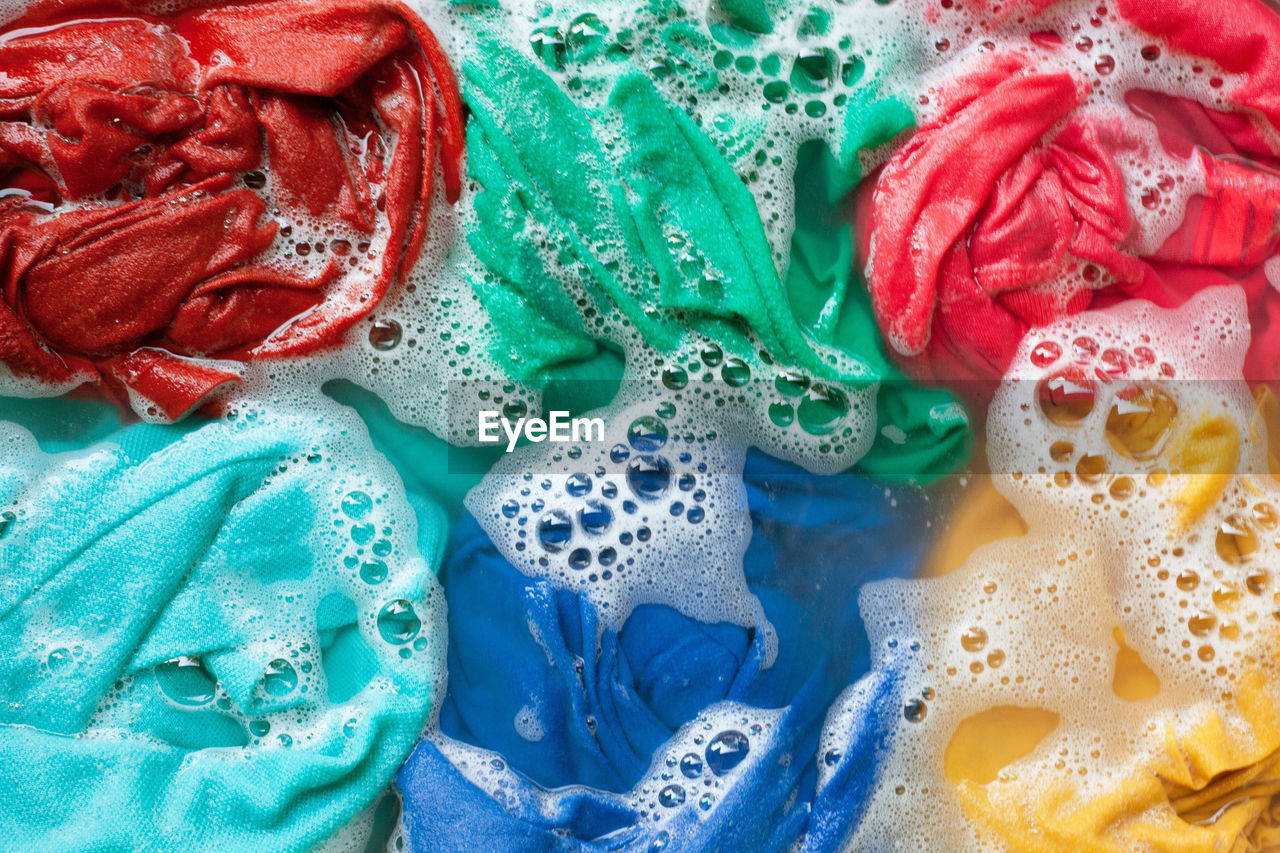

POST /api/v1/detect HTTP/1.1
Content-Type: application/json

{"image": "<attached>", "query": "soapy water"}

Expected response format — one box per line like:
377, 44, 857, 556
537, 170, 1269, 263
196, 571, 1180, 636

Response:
0, 0, 906, 443
0, 0, 1257, 435
1, 0, 1279, 849
0, 393, 448, 850
0, 396, 446, 728
418, 702, 784, 845
0, 0, 908, 774
851, 290, 1280, 850
464, 360, 882, 654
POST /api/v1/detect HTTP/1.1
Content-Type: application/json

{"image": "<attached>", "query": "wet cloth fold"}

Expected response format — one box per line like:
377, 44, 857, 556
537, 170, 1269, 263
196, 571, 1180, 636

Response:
858, 0, 1280, 386
0, 0, 463, 418
396, 450, 928, 851
0, 399, 446, 852
920, 393, 1280, 851
459, 10, 970, 480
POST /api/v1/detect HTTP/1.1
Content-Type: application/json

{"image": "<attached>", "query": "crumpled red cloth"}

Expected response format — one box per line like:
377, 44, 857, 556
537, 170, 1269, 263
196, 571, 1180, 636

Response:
858, 0, 1280, 386
0, 0, 463, 417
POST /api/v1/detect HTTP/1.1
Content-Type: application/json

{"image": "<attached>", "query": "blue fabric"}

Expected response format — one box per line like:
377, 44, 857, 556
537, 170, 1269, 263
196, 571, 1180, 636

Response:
396, 449, 927, 852
802, 660, 910, 852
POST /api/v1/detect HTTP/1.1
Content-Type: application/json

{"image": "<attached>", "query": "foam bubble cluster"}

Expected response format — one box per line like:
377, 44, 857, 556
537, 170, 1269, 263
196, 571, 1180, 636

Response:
0, 396, 446, 849
465, 331, 882, 651
420, 701, 783, 848
850, 288, 1280, 850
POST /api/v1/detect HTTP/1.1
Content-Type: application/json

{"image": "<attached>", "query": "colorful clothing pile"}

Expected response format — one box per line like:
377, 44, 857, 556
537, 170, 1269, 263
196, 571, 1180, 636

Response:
1, 0, 1279, 850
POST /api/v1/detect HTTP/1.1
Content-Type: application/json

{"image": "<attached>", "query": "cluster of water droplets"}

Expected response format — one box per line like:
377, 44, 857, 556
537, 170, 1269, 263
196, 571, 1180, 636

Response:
628, 705, 780, 846
466, 317, 888, 658
467, 390, 767, 647
502, 0, 906, 262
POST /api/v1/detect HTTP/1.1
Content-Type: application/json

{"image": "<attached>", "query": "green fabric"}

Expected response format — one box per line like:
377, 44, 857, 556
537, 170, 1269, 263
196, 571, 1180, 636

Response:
0, 400, 446, 852
717, 0, 775, 33
610, 71, 810, 364
464, 33, 681, 375
787, 139, 972, 479
458, 8, 971, 479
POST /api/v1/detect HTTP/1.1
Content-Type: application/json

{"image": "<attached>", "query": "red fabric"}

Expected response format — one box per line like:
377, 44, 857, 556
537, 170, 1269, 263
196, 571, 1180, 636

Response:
0, 0, 463, 418
1113, 0, 1280, 132
859, 0, 1280, 386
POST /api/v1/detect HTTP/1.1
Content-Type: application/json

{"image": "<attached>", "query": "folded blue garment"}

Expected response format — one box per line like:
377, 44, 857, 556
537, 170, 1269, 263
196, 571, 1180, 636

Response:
396, 449, 927, 851
0, 398, 446, 852
802, 659, 911, 852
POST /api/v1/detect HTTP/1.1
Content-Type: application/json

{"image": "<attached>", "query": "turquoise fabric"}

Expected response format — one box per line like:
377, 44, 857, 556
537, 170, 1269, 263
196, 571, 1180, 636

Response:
323, 380, 506, 501
0, 398, 446, 852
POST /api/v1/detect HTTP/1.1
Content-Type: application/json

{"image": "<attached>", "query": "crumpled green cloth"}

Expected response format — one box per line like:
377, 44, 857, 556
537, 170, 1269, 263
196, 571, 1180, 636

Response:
459, 9, 970, 478
0, 397, 445, 852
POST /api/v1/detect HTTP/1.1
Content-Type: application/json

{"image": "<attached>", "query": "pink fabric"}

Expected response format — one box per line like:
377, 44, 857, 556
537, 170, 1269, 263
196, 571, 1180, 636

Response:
859, 0, 1280, 385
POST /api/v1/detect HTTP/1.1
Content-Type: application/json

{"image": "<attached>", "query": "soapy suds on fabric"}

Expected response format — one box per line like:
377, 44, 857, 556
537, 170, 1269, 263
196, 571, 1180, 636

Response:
850, 289, 1280, 850
1, 0, 1278, 849
0, 396, 446, 743
0, 393, 448, 849
420, 701, 782, 841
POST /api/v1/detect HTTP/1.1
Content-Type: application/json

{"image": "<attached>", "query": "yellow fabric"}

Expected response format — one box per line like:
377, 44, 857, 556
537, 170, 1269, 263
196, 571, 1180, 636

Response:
944, 706, 1061, 787
1252, 385, 1280, 477
1106, 386, 1179, 460
923, 475, 1028, 577
1112, 627, 1161, 702
934, 586, 1280, 851
926, 401, 1280, 852
1167, 414, 1240, 529
950, 668, 1280, 853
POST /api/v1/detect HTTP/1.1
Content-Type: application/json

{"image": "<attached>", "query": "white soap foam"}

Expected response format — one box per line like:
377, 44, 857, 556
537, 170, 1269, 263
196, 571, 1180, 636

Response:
0, 396, 447, 846
849, 287, 1280, 850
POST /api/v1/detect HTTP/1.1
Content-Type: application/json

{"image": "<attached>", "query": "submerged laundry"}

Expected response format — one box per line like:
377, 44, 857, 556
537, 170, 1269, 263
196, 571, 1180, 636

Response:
0, 398, 446, 851
859, 0, 1280, 387
395, 450, 928, 851
846, 290, 1280, 850
0, 0, 463, 418
926, 475, 1280, 851
458, 3, 971, 480
2, 0, 1279, 849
